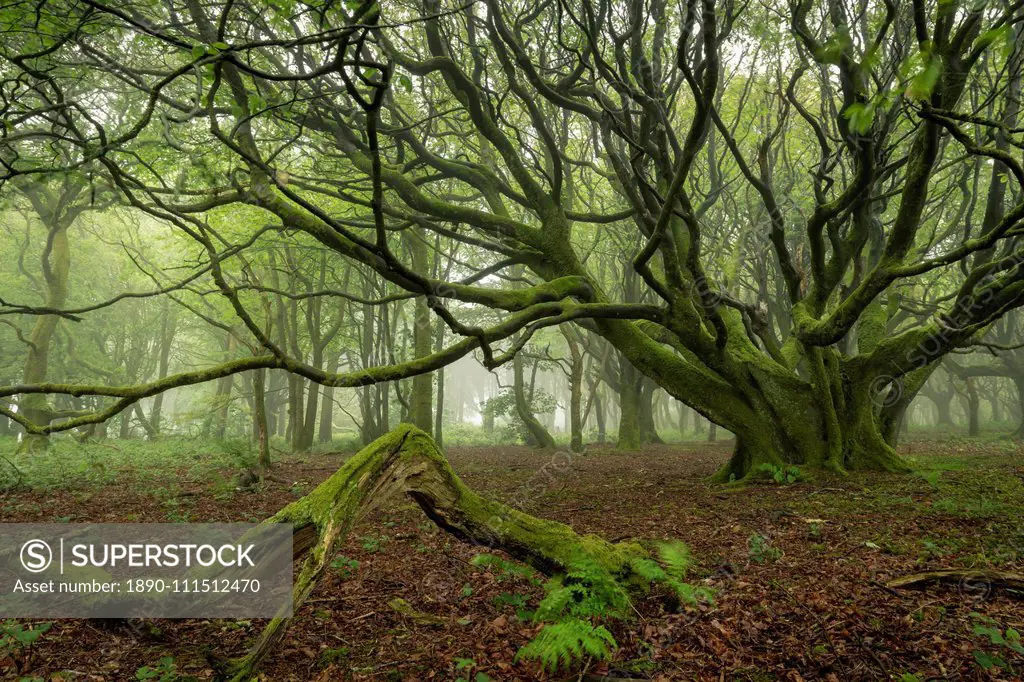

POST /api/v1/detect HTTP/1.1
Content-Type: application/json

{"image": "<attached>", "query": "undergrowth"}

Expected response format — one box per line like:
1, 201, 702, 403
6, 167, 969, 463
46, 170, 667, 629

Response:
475, 540, 712, 674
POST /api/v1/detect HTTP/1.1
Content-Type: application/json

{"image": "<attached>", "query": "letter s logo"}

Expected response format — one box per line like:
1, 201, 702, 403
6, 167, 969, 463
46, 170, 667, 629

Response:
20, 539, 52, 573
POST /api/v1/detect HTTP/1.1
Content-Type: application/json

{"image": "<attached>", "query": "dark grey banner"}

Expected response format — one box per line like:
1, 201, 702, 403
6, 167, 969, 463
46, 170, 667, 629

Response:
0, 523, 293, 618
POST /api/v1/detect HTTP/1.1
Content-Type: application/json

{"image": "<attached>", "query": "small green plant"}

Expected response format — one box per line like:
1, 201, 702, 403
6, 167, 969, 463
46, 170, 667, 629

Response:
359, 534, 389, 553
917, 539, 945, 561
516, 619, 618, 672
492, 592, 533, 620
329, 555, 359, 579
452, 657, 493, 682
0, 620, 51, 677
748, 533, 783, 564
516, 541, 711, 673
135, 656, 183, 681
317, 646, 349, 668
971, 612, 1024, 673
753, 463, 802, 485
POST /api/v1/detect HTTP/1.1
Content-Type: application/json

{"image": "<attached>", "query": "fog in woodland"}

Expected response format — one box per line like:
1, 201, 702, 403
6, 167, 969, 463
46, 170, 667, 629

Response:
1, 0, 1024, 678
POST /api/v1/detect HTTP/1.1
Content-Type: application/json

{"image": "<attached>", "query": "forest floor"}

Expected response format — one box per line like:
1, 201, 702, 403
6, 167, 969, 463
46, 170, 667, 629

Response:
2, 434, 1024, 681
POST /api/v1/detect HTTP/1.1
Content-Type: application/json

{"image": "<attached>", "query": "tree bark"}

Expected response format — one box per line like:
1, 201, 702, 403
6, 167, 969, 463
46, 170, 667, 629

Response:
225, 425, 657, 681
19, 222, 71, 451
253, 368, 271, 470
149, 300, 177, 437
513, 353, 555, 448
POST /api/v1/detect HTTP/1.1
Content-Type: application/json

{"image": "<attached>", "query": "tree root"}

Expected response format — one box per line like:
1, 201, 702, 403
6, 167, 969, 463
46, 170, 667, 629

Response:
886, 570, 1024, 593
223, 424, 652, 681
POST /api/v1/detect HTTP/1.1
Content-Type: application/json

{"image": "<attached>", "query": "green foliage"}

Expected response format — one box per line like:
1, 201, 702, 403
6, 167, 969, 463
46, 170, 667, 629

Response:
359, 534, 389, 553
329, 555, 359, 579
0, 437, 270, 493
535, 557, 632, 621
516, 619, 617, 671
452, 657, 492, 682
0, 620, 50, 676
135, 656, 189, 681
481, 386, 557, 444
317, 646, 349, 668
971, 613, 1024, 673
747, 533, 783, 564
752, 463, 802, 485
512, 542, 710, 673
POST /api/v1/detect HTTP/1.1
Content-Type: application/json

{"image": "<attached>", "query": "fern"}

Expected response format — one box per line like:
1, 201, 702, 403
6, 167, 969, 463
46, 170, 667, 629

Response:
515, 619, 617, 671
513, 540, 711, 674
655, 540, 693, 580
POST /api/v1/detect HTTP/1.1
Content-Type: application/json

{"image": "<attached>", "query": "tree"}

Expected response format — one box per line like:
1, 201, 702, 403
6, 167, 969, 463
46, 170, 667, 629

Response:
1, 0, 1024, 480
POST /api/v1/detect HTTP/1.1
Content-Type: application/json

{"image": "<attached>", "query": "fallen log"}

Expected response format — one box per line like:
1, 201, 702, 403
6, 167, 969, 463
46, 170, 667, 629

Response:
886, 570, 1024, 593
224, 424, 655, 680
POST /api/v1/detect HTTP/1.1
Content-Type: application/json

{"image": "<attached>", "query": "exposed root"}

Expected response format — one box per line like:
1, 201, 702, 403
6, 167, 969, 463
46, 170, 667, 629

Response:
224, 424, 652, 681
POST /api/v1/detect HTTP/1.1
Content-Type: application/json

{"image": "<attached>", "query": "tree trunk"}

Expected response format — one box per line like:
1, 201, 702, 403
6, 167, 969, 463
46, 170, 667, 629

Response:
966, 378, 980, 437
317, 350, 340, 445
593, 390, 606, 444
433, 318, 446, 449
1012, 374, 1024, 439
639, 379, 663, 445
213, 335, 236, 441
562, 326, 584, 452
513, 353, 555, 448
149, 301, 177, 437
19, 222, 71, 451
224, 425, 661, 681
406, 234, 433, 435
616, 361, 642, 450
253, 368, 271, 470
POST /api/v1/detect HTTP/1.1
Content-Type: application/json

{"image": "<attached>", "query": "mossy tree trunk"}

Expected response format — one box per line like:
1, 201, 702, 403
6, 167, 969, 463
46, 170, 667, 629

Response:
559, 325, 584, 452
148, 300, 177, 437
253, 368, 271, 470
513, 353, 555, 448
226, 425, 653, 681
406, 232, 434, 436
16, 178, 84, 451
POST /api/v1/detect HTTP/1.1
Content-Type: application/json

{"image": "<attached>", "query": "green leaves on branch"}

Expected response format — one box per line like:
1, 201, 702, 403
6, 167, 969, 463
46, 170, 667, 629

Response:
905, 52, 942, 102
190, 42, 231, 60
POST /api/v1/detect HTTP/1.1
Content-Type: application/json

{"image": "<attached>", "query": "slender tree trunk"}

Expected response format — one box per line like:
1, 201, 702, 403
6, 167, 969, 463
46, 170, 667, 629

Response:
513, 353, 555, 448
639, 379, 663, 444
966, 378, 980, 437
253, 368, 271, 470
149, 301, 177, 437
433, 318, 445, 449
19, 222, 71, 450
616, 361, 642, 450
406, 233, 433, 434
562, 326, 584, 452
1012, 374, 1024, 439
593, 390, 606, 444
318, 351, 340, 445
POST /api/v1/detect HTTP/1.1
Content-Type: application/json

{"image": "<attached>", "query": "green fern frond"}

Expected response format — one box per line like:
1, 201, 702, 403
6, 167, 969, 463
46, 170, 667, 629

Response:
654, 540, 693, 580
515, 619, 617, 671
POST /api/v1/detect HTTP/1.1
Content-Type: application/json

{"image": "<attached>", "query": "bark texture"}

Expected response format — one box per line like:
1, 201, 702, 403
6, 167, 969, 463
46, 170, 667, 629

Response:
226, 424, 652, 680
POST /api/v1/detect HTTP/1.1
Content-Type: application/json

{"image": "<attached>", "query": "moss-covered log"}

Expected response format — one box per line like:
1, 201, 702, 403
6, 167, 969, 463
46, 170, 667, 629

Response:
225, 424, 650, 680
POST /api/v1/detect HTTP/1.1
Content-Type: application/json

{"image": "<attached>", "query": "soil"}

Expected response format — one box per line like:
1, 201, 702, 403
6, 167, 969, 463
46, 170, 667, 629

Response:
2, 436, 1023, 681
